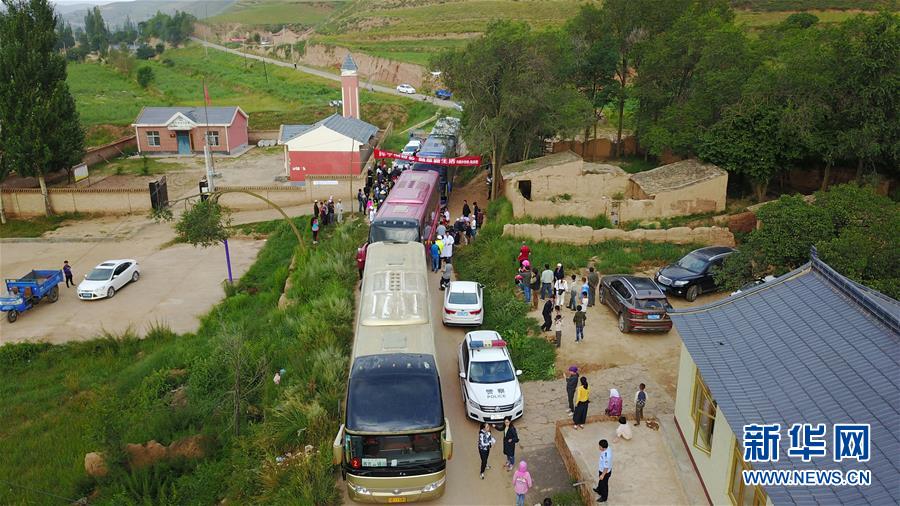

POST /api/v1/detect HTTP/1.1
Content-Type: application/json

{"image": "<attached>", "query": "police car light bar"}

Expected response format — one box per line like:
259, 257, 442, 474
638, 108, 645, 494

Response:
469, 339, 507, 349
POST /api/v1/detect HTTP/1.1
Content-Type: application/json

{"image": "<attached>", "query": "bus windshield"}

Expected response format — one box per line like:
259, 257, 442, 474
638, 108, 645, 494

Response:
370, 223, 419, 243
347, 431, 443, 469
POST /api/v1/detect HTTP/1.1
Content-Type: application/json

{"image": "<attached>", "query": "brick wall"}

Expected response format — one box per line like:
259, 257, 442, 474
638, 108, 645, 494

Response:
503, 223, 735, 247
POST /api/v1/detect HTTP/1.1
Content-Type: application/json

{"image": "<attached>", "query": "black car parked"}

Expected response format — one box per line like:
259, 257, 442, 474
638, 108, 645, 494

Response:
655, 246, 736, 302
599, 275, 673, 333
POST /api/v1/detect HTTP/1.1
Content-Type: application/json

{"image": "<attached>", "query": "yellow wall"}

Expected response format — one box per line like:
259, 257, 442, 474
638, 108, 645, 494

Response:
675, 343, 740, 505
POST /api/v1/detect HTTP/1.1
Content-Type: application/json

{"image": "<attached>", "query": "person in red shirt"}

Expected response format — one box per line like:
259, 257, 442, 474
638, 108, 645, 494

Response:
517, 242, 530, 266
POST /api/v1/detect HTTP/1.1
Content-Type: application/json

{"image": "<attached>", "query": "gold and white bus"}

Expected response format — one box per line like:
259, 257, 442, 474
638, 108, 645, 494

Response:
334, 241, 452, 503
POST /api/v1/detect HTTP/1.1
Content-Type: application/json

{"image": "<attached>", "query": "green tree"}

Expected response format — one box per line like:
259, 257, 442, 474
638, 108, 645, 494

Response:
563, 4, 618, 141
599, 0, 690, 157
434, 21, 592, 198
716, 185, 899, 298
0, 0, 85, 216
827, 12, 900, 181
83, 5, 109, 54
54, 18, 74, 52
134, 43, 155, 60
155, 42, 164, 55
698, 99, 793, 202
136, 66, 154, 88
635, 2, 757, 157
175, 199, 232, 247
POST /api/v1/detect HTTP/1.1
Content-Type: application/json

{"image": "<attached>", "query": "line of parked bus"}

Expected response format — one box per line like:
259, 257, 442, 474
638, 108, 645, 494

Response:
335, 118, 463, 503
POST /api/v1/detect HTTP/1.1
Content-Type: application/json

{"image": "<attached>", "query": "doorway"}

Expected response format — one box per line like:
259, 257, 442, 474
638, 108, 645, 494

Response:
518, 180, 532, 201
176, 131, 191, 154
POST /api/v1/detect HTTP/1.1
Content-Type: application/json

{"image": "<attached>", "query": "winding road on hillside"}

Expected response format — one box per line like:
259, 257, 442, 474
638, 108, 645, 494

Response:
190, 38, 458, 109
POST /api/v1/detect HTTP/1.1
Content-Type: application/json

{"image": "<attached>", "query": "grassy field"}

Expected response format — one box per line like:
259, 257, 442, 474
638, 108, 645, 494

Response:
0, 218, 366, 504
67, 44, 438, 146
734, 8, 873, 27
208, 0, 346, 25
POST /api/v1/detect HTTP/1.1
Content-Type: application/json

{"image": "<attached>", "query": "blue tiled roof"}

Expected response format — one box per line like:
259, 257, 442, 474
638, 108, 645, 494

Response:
134, 106, 241, 125
341, 53, 358, 72
280, 114, 377, 144
669, 255, 900, 505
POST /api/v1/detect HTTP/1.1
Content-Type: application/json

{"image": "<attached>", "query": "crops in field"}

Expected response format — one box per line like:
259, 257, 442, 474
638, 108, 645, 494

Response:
208, 0, 347, 25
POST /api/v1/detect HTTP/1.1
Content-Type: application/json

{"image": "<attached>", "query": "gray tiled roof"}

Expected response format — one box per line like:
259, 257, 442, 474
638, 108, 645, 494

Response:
281, 114, 377, 144
341, 53, 358, 72
669, 255, 899, 505
134, 106, 241, 126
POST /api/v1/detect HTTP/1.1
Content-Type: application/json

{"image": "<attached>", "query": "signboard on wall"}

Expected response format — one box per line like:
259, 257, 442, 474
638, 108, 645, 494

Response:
312, 180, 339, 186
73, 163, 88, 182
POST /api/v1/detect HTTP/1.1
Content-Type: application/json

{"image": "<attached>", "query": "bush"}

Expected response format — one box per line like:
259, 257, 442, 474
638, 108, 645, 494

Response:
135, 44, 156, 60
0, 342, 51, 367
136, 66, 155, 88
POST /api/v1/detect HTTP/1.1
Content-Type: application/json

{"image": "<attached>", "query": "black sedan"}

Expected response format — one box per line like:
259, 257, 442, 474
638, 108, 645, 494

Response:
599, 275, 672, 333
655, 246, 736, 302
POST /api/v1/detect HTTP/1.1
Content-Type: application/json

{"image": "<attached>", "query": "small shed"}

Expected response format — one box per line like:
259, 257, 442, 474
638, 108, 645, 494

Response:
132, 106, 249, 155
279, 114, 378, 182
625, 159, 727, 215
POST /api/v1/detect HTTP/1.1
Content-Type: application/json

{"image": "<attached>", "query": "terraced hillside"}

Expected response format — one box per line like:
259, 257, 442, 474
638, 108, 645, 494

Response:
206, 0, 894, 66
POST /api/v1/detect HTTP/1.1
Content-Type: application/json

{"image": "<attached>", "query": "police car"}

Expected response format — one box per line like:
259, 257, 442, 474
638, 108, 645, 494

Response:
457, 331, 524, 423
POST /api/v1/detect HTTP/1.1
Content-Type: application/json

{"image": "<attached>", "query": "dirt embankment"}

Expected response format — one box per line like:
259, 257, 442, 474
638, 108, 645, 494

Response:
300, 43, 428, 88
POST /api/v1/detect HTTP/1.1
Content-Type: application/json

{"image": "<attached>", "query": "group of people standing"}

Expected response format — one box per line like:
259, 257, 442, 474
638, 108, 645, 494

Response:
433, 200, 484, 289
477, 417, 540, 506
565, 366, 650, 503
310, 196, 343, 244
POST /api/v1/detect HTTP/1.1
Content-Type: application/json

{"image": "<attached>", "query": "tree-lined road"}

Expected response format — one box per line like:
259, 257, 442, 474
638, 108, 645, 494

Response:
190, 38, 458, 109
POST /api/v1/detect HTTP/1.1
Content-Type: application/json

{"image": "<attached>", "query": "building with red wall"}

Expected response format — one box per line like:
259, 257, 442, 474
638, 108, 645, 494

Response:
132, 106, 249, 155
279, 114, 377, 182
279, 54, 379, 183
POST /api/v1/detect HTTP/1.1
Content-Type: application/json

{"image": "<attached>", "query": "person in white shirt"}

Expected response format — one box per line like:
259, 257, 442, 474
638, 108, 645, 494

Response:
441, 233, 454, 265
615, 416, 632, 441
595, 439, 612, 502
554, 276, 569, 302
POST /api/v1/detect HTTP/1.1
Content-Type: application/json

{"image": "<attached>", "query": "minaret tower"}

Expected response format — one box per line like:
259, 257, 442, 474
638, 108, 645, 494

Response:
340, 54, 360, 119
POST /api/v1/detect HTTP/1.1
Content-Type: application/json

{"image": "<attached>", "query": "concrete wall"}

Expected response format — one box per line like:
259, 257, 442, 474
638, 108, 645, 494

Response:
82, 136, 137, 167
248, 130, 280, 143
215, 176, 365, 212
674, 343, 740, 506
1, 188, 151, 217
502, 223, 735, 247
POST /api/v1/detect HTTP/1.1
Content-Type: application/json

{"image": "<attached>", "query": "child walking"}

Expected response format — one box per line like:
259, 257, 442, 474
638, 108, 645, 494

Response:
553, 314, 563, 348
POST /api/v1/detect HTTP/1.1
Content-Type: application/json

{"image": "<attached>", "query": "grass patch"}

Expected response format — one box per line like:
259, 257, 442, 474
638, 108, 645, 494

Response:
67, 43, 438, 138
620, 211, 719, 231
513, 214, 614, 230
734, 8, 877, 28
0, 218, 367, 504
551, 488, 586, 506
613, 156, 658, 174
455, 198, 695, 381
209, 0, 346, 26
90, 156, 187, 177
0, 212, 89, 238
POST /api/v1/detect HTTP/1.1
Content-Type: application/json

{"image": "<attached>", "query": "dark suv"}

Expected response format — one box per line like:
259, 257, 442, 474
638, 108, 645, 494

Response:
599, 275, 672, 333
655, 246, 737, 302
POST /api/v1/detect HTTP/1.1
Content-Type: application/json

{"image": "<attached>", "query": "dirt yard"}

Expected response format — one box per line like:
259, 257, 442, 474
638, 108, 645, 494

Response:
0, 218, 264, 345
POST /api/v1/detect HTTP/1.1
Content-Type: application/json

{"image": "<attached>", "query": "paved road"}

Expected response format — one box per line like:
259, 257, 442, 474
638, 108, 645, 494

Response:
190, 38, 458, 109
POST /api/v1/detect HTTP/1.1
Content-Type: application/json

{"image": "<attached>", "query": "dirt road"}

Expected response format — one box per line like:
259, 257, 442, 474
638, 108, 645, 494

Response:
190, 38, 457, 109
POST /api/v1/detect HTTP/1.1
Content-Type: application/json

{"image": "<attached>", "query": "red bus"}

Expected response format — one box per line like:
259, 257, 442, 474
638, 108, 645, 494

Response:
357, 170, 441, 269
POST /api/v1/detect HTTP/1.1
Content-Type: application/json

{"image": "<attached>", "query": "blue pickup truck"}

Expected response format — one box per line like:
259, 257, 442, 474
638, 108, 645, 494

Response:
1, 269, 62, 323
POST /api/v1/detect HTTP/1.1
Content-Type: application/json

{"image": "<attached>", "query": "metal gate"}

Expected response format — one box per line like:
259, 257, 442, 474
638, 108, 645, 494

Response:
149, 176, 169, 210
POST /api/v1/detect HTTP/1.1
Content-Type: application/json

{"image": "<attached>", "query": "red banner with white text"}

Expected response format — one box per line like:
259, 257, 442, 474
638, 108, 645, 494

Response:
374, 148, 482, 167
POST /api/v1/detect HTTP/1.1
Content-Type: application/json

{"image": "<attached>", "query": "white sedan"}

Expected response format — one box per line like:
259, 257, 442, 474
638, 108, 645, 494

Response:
442, 281, 484, 326
396, 83, 416, 94
77, 259, 140, 300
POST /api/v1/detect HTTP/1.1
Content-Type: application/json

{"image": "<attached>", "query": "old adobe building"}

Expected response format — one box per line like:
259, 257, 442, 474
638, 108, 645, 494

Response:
132, 106, 249, 155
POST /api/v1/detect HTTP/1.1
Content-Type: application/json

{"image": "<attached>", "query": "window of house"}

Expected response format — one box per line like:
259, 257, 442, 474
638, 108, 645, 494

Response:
146, 131, 160, 147
518, 180, 532, 201
729, 445, 768, 506
205, 131, 220, 147
692, 370, 717, 452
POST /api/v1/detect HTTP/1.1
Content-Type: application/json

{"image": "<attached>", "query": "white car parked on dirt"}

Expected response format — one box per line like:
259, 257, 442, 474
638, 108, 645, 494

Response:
442, 281, 484, 326
77, 259, 140, 300
458, 331, 524, 423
